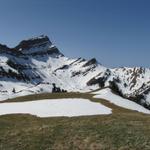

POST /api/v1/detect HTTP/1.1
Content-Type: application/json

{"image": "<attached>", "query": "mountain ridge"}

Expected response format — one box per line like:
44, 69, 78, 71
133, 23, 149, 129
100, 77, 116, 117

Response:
0, 35, 150, 110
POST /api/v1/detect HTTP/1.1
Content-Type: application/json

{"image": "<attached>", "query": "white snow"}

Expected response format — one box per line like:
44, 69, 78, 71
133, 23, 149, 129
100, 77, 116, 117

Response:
0, 98, 112, 117
93, 88, 150, 114
0, 35, 150, 109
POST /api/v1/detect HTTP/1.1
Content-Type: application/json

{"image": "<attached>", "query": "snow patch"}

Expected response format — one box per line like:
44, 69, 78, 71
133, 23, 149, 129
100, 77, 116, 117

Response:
0, 98, 112, 117
93, 88, 150, 114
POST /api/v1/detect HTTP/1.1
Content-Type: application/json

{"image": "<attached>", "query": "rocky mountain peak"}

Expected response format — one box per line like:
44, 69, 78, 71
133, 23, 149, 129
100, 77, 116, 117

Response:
14, 35, 52, 51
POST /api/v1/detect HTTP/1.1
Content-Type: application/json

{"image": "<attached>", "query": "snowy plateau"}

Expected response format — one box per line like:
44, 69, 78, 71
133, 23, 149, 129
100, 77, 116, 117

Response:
0, 35, 150, 111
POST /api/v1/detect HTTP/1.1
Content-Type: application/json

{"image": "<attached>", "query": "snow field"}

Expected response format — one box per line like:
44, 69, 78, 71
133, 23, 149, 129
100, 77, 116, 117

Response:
93, 88, 150, 114
0, 98, 112, 117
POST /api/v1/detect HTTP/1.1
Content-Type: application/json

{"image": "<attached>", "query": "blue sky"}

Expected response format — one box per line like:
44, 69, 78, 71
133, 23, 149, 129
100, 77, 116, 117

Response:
0, 0, 150, 67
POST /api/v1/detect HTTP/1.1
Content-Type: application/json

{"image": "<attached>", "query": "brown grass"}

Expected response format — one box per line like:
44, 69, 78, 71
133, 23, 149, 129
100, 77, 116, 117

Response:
0, 92, 150, 149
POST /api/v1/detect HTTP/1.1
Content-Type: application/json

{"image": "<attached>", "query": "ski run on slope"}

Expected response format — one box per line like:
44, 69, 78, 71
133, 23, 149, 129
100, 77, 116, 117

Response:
0, 98, 112, 117
93, 88, 150, 114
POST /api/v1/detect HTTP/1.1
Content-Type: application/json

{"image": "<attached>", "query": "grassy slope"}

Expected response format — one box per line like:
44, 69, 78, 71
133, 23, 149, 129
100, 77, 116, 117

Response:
0, 93, 150, 150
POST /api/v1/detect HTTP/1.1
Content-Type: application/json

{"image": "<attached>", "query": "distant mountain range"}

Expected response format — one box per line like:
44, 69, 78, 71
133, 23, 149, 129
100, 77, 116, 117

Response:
0, 35, 150, 109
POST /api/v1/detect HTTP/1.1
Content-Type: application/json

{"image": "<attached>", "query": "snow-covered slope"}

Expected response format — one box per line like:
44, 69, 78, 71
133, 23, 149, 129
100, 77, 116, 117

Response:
0, 35, 150, 110
93, 88, 150, 114
0, 35, 106, 99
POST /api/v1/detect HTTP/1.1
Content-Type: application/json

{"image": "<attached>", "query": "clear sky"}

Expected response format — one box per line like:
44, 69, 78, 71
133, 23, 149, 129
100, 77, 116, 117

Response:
0, 0, 149, 67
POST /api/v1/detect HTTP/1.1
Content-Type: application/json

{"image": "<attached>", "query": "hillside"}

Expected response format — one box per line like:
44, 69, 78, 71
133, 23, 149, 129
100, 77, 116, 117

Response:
0, 92, 150, 150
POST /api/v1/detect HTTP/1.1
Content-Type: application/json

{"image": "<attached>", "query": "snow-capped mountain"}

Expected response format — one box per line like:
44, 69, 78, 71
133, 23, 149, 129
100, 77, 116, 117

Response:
0, 35, 150, 109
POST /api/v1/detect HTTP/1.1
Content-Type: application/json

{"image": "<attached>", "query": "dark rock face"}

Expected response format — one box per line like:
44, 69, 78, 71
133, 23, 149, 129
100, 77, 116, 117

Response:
83, 58, 97, 67
0, 44, 10, 51
14, 35, 52, 51
87, 69, 111, 87
0, 35, 61, 56
87, 77, 106, 87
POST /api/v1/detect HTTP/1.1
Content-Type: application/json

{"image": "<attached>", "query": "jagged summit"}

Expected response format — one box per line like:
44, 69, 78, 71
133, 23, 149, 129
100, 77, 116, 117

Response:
0, 35, 50, 50
26, 35, 50, 41
15, 35, 52, 51
0, 35, 61, 55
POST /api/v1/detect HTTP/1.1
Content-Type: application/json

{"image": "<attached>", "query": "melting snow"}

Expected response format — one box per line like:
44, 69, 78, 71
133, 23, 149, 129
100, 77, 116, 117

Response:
0, 98, 112, 117
93, 88, 150, 114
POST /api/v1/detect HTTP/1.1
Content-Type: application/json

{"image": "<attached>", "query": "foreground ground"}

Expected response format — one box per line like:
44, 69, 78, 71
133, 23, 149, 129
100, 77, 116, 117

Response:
0, 92, 150, 150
